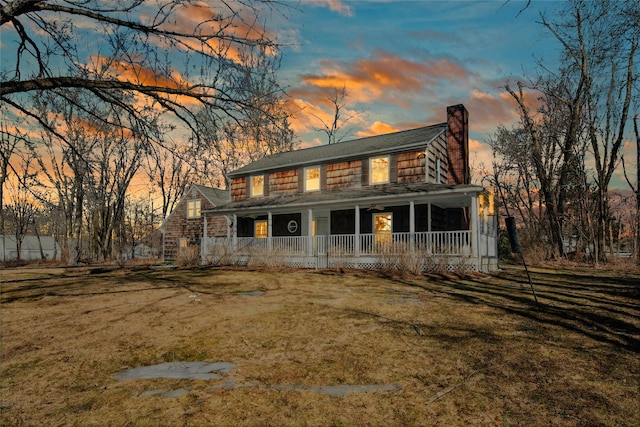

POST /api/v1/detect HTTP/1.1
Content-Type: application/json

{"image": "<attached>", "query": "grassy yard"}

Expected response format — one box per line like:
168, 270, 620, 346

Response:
1, 264, 638, 426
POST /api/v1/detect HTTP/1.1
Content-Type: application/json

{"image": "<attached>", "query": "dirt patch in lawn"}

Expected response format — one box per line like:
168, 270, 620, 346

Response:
1, 264, 638, 426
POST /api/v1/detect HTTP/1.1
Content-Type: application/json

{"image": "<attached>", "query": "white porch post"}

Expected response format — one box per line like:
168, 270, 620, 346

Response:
409, 200, 415, 247
470, 194, 480, 260
267, 211, 273, 251
201, 215, 208, 261
427, 202, 432, 253
308, 208, 314, 256
355, 204, 360, 256
232, 214, 238, 250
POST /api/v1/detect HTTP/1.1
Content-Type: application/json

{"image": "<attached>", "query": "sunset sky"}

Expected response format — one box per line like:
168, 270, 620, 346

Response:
277, 0, 565, 170
1, 0, 637, 190
274, 0, 638, 189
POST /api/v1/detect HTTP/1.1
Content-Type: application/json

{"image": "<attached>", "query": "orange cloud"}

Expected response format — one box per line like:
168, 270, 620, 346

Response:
143, 1, 275, 63
464, 90, 520, 132
299, 51, 471, 106
87, 56, 207, 112
356, 121, 399, 138
288, 97, 365, 139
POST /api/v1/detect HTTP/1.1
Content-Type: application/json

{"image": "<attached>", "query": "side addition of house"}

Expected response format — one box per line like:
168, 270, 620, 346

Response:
161, 184, 230, 262
202, 104, 498, 272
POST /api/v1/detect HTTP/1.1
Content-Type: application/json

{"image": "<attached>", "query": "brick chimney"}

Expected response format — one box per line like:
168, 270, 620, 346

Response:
446, 104, 469, 185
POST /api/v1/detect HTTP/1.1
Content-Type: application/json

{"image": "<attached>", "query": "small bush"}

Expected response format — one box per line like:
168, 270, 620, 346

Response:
206, 241, 239, 266
176, 245, 200, 267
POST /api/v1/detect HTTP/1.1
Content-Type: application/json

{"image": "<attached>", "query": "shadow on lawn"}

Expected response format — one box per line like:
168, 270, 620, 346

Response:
399, 265, 640, 354
0, 269, 193, 304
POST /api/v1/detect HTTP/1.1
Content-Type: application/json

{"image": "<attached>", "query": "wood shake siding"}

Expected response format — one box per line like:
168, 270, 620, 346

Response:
327, 160, 362, 190
397, 151, 426, 183
163, 193, 223, 261
231, 176, 246, 201
269, 169, 298, 195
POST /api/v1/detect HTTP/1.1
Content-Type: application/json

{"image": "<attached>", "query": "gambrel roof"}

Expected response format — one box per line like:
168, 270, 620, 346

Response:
228, 122, 447, 177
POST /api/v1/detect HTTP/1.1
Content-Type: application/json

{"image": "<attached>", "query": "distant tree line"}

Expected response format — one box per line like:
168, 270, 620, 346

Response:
489, 0, 639, 264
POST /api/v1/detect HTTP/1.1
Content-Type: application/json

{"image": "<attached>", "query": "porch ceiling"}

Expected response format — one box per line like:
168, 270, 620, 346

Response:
206, 182, 484, 215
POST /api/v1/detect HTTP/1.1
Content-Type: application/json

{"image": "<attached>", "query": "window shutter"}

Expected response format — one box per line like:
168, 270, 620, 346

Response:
389, 154, 398, 183
320, 164, 327, 191
298, 168, 304, 193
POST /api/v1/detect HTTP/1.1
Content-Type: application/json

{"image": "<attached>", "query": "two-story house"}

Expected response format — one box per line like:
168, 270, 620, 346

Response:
201, 104, 498, 272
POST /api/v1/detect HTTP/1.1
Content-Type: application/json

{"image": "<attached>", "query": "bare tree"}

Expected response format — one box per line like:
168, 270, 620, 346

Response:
4, 149, 39, 261
0, 122, 21, 260
193, 45, 295, 189
541, 0, 639, 261
143, 139, 192, 220
1, 0, 287, 137
496, 0, 639, 261
310, 84, 360, 145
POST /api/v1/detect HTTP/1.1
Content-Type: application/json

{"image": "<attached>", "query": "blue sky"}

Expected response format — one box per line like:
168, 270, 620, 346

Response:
1, 0, 635, 189
271, 0, 637, 190
268, 0, 575, 176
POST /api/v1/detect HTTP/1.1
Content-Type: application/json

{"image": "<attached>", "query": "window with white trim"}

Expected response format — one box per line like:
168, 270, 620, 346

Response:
251, 175, 264, 197
187, 199, 201, 218
370, 156, 389, 184
305, 166, 320, 192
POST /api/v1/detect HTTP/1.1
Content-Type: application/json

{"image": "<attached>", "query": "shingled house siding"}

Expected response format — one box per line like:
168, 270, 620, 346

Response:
397, 151, 426, 183
327, 160, 362, 190
163, 195, 217, 261
206, 215, 228, 239
231, 176, 246, 201
269, 169, 298, 195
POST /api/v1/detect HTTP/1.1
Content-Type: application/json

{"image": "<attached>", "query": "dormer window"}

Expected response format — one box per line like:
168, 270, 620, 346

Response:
251, 175, 264, 197
305, 166, 320, 192
370, 156, 389, 184
187, 199, 201, 218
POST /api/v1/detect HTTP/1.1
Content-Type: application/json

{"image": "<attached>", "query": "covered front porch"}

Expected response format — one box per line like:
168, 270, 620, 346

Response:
203, 183, 498, 272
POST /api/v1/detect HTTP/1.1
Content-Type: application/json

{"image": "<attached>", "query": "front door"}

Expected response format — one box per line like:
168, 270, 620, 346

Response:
374, 213, 392, 246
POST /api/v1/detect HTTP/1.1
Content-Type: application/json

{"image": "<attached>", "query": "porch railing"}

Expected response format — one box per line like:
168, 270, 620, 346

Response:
214, 231, 472, 257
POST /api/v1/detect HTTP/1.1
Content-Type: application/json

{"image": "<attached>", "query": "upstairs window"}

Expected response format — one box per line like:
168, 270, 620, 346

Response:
187, 199, 201, 218
255, 220, 267, 238
305, 166, 320, 192
370, 156, 389, 184
251, 175, 264, 197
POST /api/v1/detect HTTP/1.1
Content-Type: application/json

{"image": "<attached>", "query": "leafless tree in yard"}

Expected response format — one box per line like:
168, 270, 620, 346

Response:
1, 0, 293, 262
193, 45, 295, 189
495, 0, 639, 261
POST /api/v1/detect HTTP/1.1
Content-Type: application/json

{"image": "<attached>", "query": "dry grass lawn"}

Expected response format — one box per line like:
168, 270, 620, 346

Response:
1, 264, 638, 426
